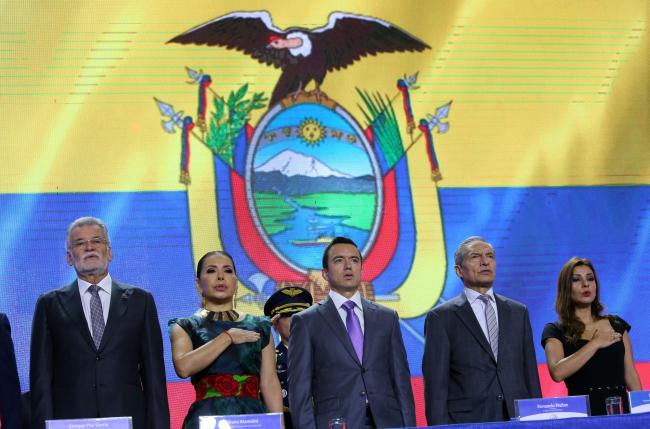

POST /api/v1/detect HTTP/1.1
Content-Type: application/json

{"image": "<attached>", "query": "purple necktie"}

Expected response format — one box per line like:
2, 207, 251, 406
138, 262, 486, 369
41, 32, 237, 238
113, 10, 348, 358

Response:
342, 300, 364, 362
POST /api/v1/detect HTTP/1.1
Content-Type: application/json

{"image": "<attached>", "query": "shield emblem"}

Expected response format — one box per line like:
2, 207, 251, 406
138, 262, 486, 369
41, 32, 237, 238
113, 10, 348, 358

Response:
246, 99, 383, 272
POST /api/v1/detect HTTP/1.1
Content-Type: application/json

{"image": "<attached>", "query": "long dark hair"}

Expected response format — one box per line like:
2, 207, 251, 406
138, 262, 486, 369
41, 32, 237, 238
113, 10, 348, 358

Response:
555, 256, 607, 343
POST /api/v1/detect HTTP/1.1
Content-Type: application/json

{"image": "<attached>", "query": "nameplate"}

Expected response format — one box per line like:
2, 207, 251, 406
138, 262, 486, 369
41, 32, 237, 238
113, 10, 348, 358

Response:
45, 417, 132, 429
629, 390, 650, 414
515, 395, 590, 420
199, 413, 282, 429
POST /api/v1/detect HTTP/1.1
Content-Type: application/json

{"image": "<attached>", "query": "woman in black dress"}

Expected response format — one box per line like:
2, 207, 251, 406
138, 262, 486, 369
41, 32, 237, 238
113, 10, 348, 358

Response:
542, 257, 642, 415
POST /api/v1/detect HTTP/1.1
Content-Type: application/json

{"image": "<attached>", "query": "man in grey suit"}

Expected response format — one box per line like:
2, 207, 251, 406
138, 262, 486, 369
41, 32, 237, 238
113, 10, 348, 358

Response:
288, 237, 415, 429
422, 236, 541, 425
30, 217, 170, 429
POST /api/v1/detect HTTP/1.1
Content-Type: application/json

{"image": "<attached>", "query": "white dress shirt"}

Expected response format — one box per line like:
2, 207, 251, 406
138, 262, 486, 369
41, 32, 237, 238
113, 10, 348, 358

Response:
463, 287, 499, 342
78, 274, 112, 333
328, 289, 365, 333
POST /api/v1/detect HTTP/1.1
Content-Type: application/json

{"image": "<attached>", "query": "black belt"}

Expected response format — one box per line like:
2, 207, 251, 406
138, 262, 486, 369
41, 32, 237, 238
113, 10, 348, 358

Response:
588, 385, 626, 392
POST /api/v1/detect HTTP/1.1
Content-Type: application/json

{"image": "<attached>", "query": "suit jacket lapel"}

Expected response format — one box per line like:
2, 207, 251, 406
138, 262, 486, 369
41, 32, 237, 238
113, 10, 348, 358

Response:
454, 293, 496, 362
57, 280, 96, 351
360, 298, 375, 365
98, 281, 129, 351
317, 297, 361, 366
494, 294, 510, 365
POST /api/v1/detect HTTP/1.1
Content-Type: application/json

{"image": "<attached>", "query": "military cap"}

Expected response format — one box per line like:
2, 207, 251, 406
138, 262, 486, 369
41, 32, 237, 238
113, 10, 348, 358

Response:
264, 286, 313, 317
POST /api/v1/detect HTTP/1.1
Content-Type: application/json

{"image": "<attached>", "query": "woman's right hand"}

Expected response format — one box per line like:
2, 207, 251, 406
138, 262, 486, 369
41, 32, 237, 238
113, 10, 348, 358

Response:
591, 328, 622, 349
225, 328, 261, 344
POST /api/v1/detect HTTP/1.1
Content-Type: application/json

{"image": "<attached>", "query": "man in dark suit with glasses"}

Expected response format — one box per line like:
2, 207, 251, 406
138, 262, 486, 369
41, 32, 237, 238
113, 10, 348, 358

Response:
30, 217, 169, 429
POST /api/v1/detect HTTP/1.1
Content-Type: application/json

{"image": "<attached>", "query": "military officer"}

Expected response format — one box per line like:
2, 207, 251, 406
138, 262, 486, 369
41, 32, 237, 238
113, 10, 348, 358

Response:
264, 286, 313, 429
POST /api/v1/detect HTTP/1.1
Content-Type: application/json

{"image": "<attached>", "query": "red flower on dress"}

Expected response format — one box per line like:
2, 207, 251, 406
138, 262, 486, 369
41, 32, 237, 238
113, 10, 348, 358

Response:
214, 374, 239, 396
241, 375, 260, 399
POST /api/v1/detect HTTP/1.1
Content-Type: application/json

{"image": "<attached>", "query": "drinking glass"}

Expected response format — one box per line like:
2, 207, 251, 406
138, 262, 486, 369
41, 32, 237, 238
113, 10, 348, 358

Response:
605, 396, 623, 415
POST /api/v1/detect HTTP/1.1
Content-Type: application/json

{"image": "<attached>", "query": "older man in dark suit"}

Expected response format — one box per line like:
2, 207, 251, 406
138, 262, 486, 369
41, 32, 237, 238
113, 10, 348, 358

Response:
30, 217, 169, 429
288, 237, 415, 429
1, 312, 22, 429
422, 236, 541, 425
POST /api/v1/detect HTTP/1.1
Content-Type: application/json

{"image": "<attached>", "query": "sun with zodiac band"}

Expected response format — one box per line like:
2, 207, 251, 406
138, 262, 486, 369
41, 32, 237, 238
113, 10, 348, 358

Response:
298, 118, 326, 146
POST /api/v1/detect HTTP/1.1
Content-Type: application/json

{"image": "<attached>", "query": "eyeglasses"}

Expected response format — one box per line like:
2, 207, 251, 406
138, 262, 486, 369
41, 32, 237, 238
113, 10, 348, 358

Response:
70, 238, 108, 249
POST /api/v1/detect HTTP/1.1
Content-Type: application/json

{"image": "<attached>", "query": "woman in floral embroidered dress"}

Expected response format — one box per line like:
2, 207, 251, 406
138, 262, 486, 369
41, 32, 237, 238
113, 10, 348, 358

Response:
169, 251, 283, 428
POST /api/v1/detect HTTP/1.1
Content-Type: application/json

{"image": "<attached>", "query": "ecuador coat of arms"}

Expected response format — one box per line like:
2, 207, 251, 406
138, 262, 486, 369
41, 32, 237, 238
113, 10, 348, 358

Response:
154, 10, 452, 318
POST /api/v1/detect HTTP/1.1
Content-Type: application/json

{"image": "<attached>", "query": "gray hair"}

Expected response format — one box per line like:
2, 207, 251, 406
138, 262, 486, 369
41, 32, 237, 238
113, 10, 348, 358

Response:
454, 236, 495, 266
66, 217, 111, 249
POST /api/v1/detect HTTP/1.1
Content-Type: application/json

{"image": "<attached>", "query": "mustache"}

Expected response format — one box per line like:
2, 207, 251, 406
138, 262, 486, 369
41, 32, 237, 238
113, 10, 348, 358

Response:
82, 251, 101, 260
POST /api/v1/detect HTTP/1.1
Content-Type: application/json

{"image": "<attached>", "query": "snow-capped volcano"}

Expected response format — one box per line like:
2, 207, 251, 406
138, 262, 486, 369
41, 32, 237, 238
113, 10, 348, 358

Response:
255, 150, 352, 178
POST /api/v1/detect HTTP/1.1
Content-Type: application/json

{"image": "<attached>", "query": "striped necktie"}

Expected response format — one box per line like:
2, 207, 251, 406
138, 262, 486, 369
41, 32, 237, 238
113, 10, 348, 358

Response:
478, 294, 498, 360
88, 284, 105, 348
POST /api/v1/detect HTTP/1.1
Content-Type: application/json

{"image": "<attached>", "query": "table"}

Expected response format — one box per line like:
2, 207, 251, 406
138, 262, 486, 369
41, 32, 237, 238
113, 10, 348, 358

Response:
399, 412, 650, 429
